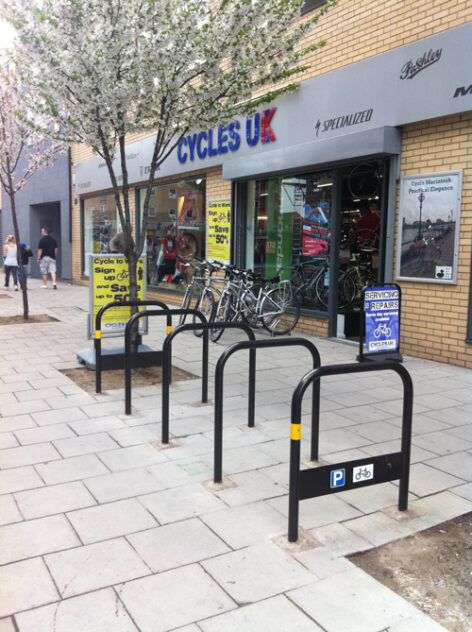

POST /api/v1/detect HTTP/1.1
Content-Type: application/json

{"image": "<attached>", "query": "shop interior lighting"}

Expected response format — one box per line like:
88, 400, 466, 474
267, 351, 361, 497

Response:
258, 215, 268, 220
259, 192, 269, 197
317, 181, 333, 187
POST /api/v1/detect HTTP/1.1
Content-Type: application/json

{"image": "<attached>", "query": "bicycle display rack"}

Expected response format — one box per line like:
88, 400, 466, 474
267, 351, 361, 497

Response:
124, 308, 207, 415
161, 322, 256, 444
94, 300, 170, 394
213, 338, 321, 484
288, 361, 413, 542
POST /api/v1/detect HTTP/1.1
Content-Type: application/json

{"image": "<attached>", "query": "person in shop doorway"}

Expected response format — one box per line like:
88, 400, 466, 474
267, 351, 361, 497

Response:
37, 227, 58, 289
3, 234, 19, 290
356, 201, 380, 249
19, 243, 33, 288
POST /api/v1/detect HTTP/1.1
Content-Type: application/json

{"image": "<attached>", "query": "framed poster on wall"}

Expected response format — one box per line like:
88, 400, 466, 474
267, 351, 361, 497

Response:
396, 170, 462, 284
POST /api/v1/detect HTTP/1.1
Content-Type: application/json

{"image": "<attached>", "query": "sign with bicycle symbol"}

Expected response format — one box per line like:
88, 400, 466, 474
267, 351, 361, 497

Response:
88, 255, 146, 339
207, 199, 231, 262
363, 285, 400, 355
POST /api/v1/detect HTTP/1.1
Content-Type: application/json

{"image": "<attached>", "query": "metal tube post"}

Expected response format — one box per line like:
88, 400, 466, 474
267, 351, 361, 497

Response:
248, 348, 256, 428
95, 332, 102, 394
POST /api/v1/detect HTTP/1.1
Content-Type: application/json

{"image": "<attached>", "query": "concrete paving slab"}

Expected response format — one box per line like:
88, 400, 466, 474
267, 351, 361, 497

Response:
289, 566, 419, 632
14, 589, 139, 632
0, 558, 60, 618
117, 564, 236, 632
0, 494, 23, 525
35, 454, 109, 484
67, 498, 158, 543
0, 514, 80, 565
15, 481, 96, 519
45, 537, 151, 598
127, 517, 230, 572
199, 594, 324, 631
202, 542, 314, 603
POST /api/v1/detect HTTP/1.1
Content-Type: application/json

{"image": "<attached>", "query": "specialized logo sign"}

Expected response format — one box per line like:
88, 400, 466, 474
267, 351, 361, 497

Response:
400, 48, 442, 79
314, 108, 373, 137
330, 469, 345, 489
454, 84, 472, 98
89, 255, 145, 339
177, 108, 277, 165
364, 286, 400, 353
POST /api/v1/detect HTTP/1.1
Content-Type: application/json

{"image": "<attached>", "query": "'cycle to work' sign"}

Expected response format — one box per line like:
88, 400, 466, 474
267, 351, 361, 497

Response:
364, 286, 400, 353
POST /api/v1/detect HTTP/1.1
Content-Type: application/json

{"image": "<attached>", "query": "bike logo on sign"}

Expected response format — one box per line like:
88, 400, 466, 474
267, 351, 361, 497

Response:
363, 286, 400, 354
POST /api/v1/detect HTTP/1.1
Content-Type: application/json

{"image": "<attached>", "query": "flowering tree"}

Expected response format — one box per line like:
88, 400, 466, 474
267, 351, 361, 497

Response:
1, 0, 334, 318
0, 69, 62, 319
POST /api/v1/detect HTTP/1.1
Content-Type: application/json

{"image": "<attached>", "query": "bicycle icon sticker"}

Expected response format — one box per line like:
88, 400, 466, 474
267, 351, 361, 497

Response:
364, 286, 400, 353
353, 464, 374, 482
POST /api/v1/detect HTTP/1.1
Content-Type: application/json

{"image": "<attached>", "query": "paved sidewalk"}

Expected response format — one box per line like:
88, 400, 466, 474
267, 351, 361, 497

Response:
0, 281, 471, 632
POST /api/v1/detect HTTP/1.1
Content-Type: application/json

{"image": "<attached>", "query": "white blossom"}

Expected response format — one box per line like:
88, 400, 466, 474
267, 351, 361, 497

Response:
0, 0, 335, 295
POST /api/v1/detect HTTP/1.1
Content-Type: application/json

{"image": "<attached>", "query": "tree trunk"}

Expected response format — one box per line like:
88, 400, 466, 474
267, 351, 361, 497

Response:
7, 185, 29, 319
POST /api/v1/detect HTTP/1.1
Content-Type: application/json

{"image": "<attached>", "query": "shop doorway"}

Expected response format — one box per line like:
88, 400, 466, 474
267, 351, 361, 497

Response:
334, 161, 387, 341
30, 202, 62, 279
238, 159, 389, 339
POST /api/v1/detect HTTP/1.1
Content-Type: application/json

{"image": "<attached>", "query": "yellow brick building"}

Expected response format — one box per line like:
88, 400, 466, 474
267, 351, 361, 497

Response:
71, 1, 472, 367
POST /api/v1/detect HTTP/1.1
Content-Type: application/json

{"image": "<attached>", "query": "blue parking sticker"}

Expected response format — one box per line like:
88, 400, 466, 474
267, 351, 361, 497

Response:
330, 469, 345, 488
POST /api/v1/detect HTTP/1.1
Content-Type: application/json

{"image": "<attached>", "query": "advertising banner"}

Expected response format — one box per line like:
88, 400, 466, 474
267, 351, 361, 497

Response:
207, 199, 231, 262
88, 255, 146, 339
363, 286, 400, 354
302, 203, 329, 258
396, 170, 462, 284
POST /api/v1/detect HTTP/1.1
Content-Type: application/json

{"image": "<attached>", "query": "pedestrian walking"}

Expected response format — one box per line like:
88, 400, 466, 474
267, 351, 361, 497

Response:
37, 227, 58, 289
3, 234, 19, 291
19, 243, 33, 288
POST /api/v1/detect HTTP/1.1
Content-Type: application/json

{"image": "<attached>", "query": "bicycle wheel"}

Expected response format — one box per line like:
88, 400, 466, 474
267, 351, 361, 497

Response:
210, 292, 235, 342
338, 272, 357, 310
179, 286, 194, 325
193, 291, 214, 337
261, 287, 300, 335
178, 232, 198, 260
314, 268, 329, 308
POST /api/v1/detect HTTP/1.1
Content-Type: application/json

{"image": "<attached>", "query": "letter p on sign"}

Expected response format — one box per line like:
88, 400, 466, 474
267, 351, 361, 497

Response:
330, 469, 345, 488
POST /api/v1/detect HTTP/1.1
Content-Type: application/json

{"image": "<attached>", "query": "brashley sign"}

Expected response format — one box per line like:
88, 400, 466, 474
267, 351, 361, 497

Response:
75, 23, 472, 194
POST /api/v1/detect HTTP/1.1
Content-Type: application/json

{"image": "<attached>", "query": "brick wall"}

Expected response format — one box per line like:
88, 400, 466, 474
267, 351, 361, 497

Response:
396, 113, 472, 367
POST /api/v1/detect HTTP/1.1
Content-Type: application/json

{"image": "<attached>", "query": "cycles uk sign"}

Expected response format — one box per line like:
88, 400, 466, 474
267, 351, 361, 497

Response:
364, 286, 400, 354
88, 255, 146, 339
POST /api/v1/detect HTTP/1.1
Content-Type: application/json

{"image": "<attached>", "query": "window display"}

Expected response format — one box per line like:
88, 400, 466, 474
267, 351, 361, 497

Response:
139, 177, 206, 288
246, 172, 333, 311
82, 194, 118, 277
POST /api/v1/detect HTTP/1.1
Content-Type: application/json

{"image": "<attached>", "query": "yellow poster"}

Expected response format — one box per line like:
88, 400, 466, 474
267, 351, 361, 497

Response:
90, 255, 145, 338
207, 199, 231, 262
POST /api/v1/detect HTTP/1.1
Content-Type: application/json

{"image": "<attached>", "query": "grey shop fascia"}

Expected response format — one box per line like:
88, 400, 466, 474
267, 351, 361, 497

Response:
75, 22, 472, 203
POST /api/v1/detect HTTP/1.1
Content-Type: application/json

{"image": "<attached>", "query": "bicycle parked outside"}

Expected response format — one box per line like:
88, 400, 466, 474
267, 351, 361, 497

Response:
210, 266, 300, 340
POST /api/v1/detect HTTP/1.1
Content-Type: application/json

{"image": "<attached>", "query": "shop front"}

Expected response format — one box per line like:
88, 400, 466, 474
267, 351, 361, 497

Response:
74, 22, 472, 365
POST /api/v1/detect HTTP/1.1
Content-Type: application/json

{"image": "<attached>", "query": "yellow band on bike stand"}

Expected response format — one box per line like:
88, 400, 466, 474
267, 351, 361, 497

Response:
291, 424, 301, 441
95, 331, 101, 340
166, 325, 172, 335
